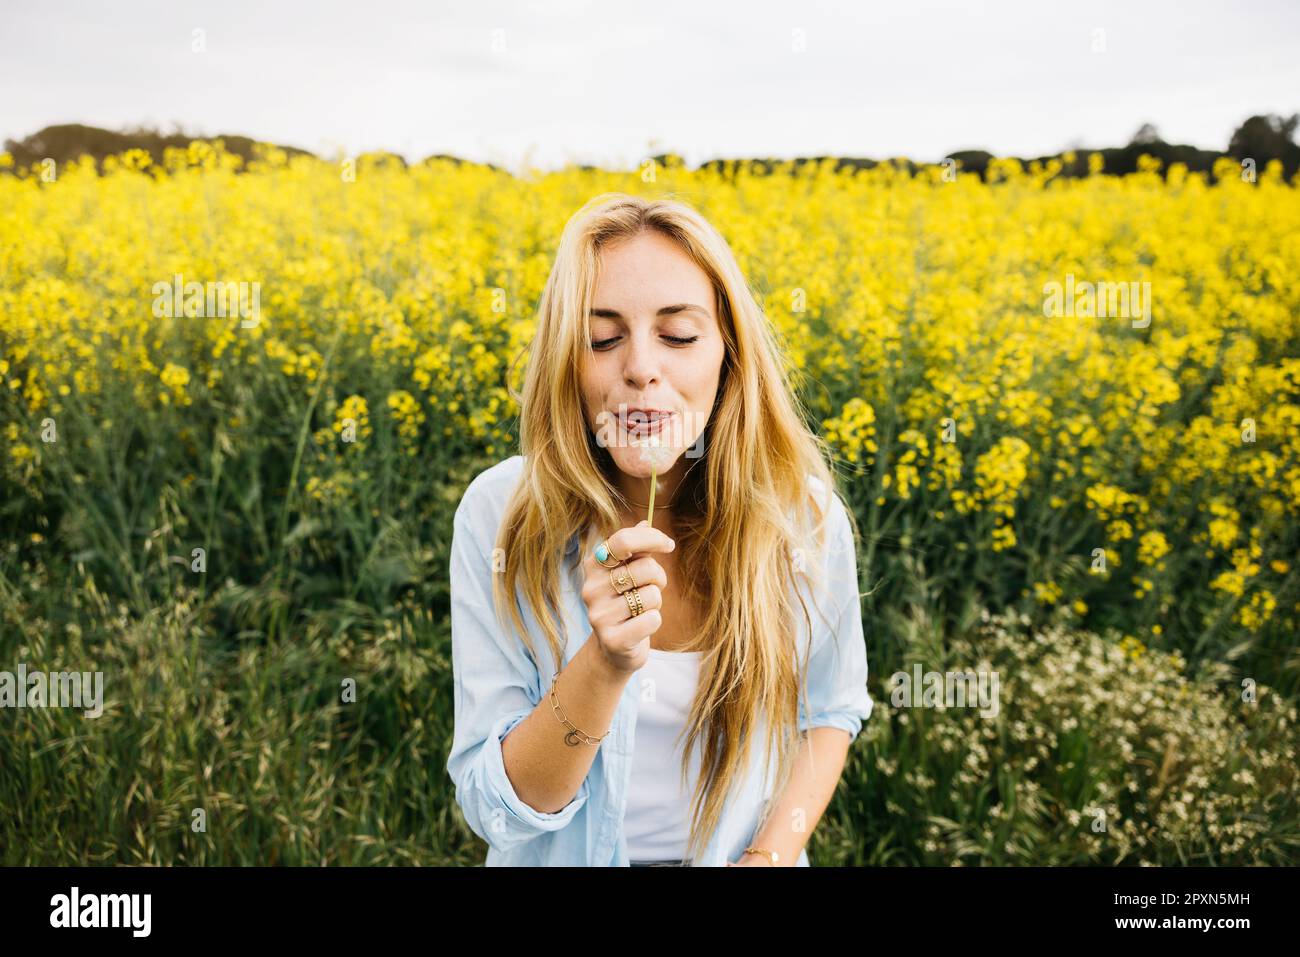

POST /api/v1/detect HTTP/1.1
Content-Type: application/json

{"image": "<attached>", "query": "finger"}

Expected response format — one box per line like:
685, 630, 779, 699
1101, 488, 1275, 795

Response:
611, 557, 667, 592
592, 582, 660, 629
583, 564, 664, 608
604, 525, 675, 561
597, 585, 661, 626
607, 608, 662, 643
623, 584, 661, 611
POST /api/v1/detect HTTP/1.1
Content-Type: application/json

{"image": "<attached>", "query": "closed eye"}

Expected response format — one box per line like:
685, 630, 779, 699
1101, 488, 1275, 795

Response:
591, 335, 700, 350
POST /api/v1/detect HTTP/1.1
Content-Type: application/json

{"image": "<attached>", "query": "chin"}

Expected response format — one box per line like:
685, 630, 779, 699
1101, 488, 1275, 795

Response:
610, 444, 681, 476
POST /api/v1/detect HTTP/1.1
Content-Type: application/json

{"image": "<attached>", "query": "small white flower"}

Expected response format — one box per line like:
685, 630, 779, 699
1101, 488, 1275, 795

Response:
637, 436, 672, 471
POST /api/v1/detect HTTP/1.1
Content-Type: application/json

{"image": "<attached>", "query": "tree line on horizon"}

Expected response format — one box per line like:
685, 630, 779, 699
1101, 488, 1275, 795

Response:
3, 114, 1297, 181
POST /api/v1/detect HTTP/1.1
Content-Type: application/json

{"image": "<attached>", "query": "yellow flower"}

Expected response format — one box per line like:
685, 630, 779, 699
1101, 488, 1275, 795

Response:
1118, 635, 1147, 660
1033, 581, 1063, 604
822, 398, 878, 467
1236, 590, 1277, 631
991, 522, 1017, 552
334, 395, 372, 441
1137, 530, 1170, 567
159, 362, 193, 406
386, 389, 426, 449
973, 437, 1031, 518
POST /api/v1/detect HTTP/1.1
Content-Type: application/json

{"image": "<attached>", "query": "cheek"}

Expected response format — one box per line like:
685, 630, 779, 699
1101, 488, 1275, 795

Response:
684, 345, 725, 406
579, 363, 613, 420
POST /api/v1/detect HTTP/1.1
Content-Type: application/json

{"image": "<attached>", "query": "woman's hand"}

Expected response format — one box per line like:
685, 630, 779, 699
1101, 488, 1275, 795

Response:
582, 520, 674, 675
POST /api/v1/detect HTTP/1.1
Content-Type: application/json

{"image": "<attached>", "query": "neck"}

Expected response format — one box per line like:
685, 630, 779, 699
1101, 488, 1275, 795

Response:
615, 499, 680, 532
612, 459, 688, 526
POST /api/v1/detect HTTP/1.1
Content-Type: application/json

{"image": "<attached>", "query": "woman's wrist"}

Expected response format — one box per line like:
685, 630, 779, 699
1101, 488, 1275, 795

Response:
740, 846, 780, 866
748, 826, 805, 866
583, 632, 636, 686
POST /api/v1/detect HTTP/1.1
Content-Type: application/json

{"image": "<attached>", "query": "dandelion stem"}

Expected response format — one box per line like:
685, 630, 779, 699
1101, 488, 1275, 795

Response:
647, 465, 657, 527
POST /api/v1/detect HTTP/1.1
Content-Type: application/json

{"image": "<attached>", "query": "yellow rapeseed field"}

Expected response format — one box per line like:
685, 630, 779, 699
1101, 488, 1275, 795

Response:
1, 143, 1297, 865
3, 145, 1296, 650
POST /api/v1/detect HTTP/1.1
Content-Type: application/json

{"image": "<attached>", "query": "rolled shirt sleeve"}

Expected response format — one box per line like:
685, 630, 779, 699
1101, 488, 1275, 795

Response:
445, 472, 590, 853
797, 493, 874, 743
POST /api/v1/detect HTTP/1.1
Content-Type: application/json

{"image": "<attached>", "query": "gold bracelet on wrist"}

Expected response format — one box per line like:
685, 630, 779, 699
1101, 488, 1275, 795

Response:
742, 846, 780, 865
549, 670, 611, 747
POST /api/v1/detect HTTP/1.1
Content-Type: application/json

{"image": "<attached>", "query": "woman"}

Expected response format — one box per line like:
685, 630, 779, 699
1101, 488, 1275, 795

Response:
446, 193, 873, 866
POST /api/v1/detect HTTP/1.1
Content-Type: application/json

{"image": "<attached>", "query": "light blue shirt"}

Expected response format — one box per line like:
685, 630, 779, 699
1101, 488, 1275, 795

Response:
445, 454, 873, 866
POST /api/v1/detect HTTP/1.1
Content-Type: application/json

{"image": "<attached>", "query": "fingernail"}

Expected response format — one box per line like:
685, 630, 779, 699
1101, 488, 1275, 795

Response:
669, 539, 676, 550
637, 520, 648, 527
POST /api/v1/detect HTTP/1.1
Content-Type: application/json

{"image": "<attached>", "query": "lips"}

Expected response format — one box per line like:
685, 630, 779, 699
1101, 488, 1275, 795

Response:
619, 408, 675, 436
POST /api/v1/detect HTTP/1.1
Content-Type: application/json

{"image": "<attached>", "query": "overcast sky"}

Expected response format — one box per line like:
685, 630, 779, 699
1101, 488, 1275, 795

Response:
3, 0, 1297, 173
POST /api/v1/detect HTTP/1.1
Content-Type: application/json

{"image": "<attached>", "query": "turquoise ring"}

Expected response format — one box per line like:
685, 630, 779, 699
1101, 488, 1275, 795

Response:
594, 540, 625, 568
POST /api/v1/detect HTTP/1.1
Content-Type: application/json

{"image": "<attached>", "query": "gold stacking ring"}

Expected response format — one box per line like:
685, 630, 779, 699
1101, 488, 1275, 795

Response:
624, 587, 644, 617
609, 562, 637, 592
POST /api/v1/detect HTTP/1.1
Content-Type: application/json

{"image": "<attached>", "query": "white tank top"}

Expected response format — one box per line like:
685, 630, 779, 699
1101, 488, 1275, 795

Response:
624, 647, 705, 861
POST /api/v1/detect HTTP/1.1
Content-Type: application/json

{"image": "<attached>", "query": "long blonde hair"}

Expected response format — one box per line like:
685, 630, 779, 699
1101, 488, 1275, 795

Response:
491, 192, 858, 863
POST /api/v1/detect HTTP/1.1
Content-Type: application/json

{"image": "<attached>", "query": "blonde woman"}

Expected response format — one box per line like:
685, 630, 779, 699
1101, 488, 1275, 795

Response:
446, 193, 873, 867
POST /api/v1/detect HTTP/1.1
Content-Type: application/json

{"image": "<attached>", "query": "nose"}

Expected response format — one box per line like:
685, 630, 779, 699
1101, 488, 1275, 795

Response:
622, 330, 661, 389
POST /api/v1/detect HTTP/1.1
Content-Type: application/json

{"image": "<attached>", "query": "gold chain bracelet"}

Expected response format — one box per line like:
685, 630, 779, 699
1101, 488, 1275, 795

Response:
549, 670, 611, 747
742, 846, 780, 865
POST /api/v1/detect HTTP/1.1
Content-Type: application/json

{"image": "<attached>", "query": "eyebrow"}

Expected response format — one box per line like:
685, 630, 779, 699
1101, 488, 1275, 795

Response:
589, 303, 711, 319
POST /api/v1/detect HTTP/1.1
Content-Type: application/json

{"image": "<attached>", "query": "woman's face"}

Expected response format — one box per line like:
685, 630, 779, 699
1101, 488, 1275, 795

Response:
580, 229, 726, 482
